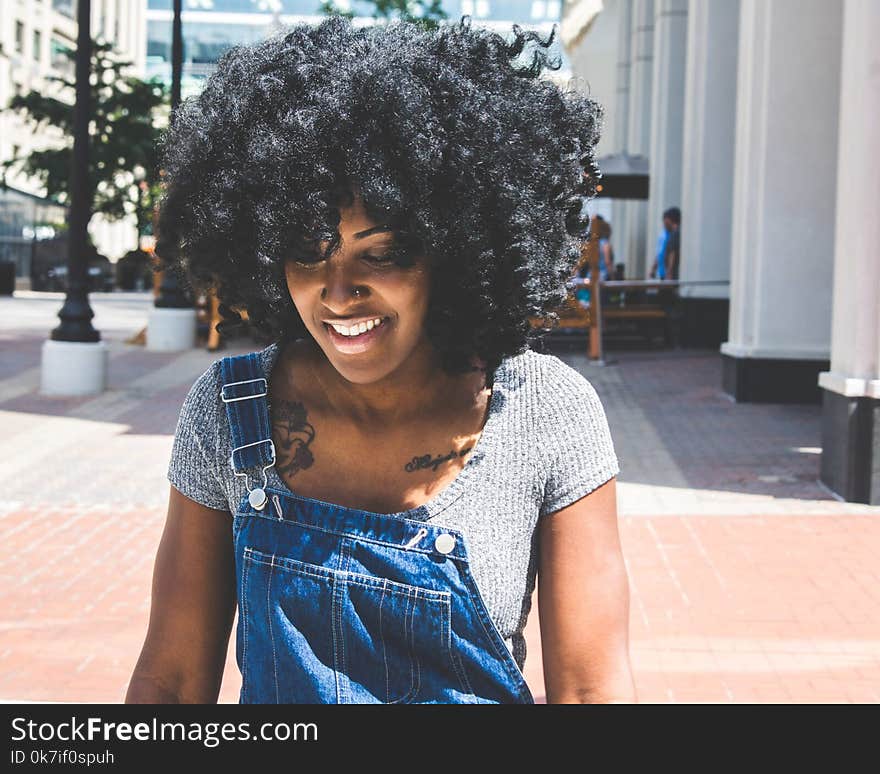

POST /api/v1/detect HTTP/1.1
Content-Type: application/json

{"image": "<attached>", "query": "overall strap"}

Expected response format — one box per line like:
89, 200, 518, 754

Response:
219, 352, 275, 508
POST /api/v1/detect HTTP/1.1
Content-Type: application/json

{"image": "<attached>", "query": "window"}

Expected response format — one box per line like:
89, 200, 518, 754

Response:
51, 36, 74, 75
52, 0, 76, 17
33, 29, 42, 62
15, 21, 25, 53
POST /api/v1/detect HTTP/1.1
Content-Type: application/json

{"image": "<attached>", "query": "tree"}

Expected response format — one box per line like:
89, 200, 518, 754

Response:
319, 0, 448, 30
1, 39, 168, 243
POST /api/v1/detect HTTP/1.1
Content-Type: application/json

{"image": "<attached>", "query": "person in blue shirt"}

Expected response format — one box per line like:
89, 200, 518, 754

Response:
649, 207, 681, 280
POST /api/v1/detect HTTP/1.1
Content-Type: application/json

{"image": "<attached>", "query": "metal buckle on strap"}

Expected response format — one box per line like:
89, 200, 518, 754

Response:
229, 438, 276, 468
221, 377, 268, 403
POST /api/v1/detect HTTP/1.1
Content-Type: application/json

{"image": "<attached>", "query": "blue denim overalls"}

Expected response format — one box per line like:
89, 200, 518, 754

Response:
220, 351, 535, 704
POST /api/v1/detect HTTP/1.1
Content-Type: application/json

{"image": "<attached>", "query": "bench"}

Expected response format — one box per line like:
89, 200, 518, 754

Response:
530, 279, 680, 349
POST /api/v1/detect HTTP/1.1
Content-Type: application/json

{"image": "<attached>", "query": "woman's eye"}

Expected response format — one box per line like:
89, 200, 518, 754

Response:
289, 253, 324, 267
289, 249, 416, 268
367, 249, 416, 267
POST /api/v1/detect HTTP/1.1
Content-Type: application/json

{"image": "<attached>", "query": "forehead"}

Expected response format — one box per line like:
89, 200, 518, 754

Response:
335, 189, 390, 229
316, 193, 396, 247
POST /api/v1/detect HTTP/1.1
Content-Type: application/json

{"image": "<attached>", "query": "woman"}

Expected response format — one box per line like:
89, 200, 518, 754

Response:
127, 15, 634, 704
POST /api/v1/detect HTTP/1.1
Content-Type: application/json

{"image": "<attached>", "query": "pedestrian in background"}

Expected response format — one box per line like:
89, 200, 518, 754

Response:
649, 206, 681, 280
597, 217, 614, 282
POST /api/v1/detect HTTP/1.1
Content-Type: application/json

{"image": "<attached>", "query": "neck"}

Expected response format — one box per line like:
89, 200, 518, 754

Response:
307, 336, 483, 428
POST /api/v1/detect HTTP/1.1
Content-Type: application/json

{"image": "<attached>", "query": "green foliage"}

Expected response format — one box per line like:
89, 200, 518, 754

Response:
318, 0, 448, 30
1, 39, 168, 238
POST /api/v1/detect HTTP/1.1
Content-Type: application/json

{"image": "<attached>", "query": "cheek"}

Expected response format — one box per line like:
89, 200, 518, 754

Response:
398, 268, 432, 315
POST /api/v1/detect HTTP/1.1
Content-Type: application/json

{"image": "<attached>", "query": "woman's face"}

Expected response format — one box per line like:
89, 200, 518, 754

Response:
284, 194, 433, 385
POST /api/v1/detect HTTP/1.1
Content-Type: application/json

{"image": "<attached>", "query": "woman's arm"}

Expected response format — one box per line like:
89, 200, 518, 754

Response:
125, 486, 237, 703
537, 476, 636, 703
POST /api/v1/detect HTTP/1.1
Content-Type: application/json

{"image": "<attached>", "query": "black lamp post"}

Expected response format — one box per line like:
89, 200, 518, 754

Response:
51, 0, 98, 342
154, 0, 190, 308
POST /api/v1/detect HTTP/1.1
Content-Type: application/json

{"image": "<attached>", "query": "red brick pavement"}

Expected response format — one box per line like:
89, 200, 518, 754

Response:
1, 503, 877, 704
1, 299, 877, 703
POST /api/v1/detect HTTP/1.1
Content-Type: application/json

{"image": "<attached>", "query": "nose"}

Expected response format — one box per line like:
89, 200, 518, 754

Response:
320, 260, 369, 306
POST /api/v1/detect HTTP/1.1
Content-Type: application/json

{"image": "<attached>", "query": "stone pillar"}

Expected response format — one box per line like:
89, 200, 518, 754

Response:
818, 0, 880, 504
721, 0, 843, 404
647, 0, 688, 279
622, 0, 654, 279
678, 0, 739, 348
611, 0, 633, 261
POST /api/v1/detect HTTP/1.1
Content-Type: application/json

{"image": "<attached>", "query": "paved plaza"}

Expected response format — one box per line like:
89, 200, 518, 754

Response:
1, 291, 878, 703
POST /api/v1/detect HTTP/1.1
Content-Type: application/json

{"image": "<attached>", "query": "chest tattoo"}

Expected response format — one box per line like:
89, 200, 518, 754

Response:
272, 396, 473, 479
271, 399, 316, 477
404, 447, 473, 474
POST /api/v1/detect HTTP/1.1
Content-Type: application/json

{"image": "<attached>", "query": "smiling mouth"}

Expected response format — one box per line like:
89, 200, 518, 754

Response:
322, 316, 391, 352
323, 317, 389, 337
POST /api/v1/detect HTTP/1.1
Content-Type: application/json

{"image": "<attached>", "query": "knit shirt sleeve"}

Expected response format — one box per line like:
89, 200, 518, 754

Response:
166, 360, 229, 511
539, 358, 620, 518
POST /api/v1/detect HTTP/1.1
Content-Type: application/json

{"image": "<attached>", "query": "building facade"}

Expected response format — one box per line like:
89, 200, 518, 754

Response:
144, 0, 568, 97
0, 0, 147, 283
562, 0, 880, 505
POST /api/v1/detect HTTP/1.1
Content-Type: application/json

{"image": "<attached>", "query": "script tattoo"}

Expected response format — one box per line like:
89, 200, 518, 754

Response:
272, 399, 316, 478
404, 447, 473, 473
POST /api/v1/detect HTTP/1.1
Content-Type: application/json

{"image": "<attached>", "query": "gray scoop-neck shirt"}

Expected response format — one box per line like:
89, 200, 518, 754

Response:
167, 340, 619, 673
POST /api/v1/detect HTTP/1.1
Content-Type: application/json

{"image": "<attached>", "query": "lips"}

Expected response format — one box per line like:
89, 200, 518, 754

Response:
322, 316, 391, 354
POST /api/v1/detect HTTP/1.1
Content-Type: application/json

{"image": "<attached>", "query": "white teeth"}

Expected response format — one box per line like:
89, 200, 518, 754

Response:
329, 317, 384, 337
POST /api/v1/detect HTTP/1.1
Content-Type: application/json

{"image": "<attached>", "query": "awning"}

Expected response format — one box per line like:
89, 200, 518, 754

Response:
594, 153, 650, 200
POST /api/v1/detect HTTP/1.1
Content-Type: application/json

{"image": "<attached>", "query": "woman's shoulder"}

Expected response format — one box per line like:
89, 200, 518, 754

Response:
503, 347, 602, 409
178, 340, 281, 420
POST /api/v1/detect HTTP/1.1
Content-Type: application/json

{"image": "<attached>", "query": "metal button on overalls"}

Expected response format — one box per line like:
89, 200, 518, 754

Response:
434, 533, 456, 554
221, 351, 535, 704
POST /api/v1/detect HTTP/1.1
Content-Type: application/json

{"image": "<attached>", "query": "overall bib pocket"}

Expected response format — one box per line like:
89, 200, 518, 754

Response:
241, 545, 453, 704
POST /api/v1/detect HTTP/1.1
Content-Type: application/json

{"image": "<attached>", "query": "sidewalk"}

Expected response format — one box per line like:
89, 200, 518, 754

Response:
1, 292, 877, 703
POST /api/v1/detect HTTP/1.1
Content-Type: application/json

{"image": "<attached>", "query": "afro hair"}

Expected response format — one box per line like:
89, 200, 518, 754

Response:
155, 14, 604, 381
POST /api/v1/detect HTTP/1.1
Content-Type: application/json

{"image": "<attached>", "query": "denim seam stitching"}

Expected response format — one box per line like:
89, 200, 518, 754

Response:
447, 602, 474, 698
267, 560, 279, 703
234, 507, 467, 562
245, 550, 451, 600
409, 594, 422, 703
330, 571, 341, 705
379, 581, 390, 704
388, 592, 419, 704
337, 539, 351, 704
241, 550, 251, 703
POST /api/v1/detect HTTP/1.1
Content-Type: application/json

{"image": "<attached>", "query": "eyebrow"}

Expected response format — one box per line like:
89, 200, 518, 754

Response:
353, 224, 395, 240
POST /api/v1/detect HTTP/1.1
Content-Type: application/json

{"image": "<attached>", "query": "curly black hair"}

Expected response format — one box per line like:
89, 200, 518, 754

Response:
155, 14, 603, 380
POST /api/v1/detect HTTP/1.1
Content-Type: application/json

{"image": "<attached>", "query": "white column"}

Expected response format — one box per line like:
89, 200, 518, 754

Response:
822, 0, 880, 394
722, 0, 843, 364
818, 0, 880, 503
647, 0, 688, 277
611, 0, 633, 260
622, 0, 653, 279
679, 0, 739, 300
